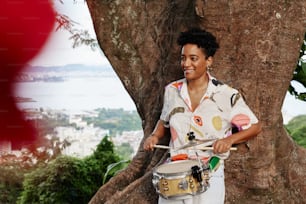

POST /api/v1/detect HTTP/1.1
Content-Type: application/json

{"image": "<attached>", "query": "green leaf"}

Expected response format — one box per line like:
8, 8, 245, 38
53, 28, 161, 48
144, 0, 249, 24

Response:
102, 160, 130, 184
297, 92, 306, 101
302, 61, 306, 75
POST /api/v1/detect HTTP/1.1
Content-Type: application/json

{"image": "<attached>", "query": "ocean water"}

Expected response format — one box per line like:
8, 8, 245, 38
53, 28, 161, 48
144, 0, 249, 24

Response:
13, 76, 136, 111
12, 75, 306, 123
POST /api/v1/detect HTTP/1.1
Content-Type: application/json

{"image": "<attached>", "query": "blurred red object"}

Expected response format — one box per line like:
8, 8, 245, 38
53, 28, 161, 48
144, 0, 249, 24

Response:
0, 0, 55, 149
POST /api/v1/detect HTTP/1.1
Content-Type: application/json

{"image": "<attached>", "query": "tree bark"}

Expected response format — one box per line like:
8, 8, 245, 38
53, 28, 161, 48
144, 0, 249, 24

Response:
86, 0, 306, 203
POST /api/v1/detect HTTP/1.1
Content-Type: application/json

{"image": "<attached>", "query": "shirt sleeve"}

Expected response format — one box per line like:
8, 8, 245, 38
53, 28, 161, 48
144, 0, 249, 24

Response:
229, 91, 259, 130
160, 85, 171, 128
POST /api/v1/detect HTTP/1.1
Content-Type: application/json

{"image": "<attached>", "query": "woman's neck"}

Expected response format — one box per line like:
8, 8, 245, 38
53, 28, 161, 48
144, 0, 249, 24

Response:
186, 74, 209, 111
187, 75, 209, 92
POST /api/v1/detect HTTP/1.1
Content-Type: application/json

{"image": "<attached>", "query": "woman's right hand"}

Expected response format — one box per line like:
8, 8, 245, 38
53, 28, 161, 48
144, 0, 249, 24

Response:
143, 134, 159, 151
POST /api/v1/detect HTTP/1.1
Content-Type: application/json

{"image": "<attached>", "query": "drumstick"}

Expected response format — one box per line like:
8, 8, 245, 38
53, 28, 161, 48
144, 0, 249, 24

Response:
153, 145, 171, 149
195, 147, 237, 151
154, 145, 237, 151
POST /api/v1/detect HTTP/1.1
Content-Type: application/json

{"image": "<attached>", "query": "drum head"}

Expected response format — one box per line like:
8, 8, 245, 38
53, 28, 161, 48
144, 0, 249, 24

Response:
156, 160, 199, 174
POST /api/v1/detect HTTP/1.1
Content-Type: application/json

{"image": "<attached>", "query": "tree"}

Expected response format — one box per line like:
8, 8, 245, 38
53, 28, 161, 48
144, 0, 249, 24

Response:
18, 137, 120, 204
85, 1, 306, 203
0, 158, 27, 204
18, 156, 90, 204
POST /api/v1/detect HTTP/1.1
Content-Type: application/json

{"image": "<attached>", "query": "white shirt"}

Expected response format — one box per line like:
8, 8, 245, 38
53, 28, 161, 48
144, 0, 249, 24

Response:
160, 73, 258, 160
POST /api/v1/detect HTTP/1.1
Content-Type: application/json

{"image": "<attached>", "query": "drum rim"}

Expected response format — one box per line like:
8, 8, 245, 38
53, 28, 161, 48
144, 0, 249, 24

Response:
152, 160, 204, 181
154, 160, 200, 174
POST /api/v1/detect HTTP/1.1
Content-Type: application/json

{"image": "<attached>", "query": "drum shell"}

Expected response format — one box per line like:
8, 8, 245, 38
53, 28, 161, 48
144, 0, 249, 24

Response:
152, 160, 209, 199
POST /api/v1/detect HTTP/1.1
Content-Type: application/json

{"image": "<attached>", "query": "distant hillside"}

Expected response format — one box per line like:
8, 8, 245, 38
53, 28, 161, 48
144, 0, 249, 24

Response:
23, 64, 114, 73
285, 114, 306, 148
286, 115, 306, 131
14, 64, 117, 82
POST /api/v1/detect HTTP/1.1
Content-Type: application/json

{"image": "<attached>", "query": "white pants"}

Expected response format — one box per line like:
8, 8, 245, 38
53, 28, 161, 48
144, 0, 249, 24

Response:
158, 164, 225, 204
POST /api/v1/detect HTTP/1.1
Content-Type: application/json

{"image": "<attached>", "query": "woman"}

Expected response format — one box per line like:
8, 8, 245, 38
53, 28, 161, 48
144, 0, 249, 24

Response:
143, 28, 261, 204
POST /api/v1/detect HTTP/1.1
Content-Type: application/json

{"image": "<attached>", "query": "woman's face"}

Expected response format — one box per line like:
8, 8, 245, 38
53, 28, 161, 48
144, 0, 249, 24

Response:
180, 43, 212, 81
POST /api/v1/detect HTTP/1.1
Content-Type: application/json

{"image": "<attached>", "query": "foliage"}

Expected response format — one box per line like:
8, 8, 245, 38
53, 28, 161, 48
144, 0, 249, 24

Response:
54, 1, 98, 50
102, 160, 130, 184
285, 115, 306, 148
0, 134, 67, 204
84, 136, 121, 185
82, 108, 142, 135
17, 137, 122, 204
0, 163, 28, 204
18, 156, 89, 204
289, 32, 306, 101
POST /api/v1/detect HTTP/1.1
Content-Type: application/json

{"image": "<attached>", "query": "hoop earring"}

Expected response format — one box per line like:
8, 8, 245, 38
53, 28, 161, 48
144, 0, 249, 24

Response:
207, 65, 213, 72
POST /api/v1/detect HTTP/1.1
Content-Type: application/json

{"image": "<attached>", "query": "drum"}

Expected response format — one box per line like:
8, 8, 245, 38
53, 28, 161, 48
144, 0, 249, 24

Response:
152, 160, 210, 199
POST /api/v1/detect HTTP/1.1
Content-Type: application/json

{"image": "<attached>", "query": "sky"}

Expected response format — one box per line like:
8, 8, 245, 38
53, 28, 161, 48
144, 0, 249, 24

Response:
28, 0, 306, 124
29, 0, 109, 67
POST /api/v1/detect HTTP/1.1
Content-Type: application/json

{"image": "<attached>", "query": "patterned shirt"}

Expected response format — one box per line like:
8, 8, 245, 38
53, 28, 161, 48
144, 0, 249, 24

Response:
160, 73, 258, 160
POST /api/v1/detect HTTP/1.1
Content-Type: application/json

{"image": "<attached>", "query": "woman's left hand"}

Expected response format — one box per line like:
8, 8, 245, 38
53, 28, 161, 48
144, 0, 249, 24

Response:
212, 137, 233, 154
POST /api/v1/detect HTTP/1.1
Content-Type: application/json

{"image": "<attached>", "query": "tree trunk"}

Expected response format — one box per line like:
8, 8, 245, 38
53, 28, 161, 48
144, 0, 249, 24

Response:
86, 0, 306, 203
